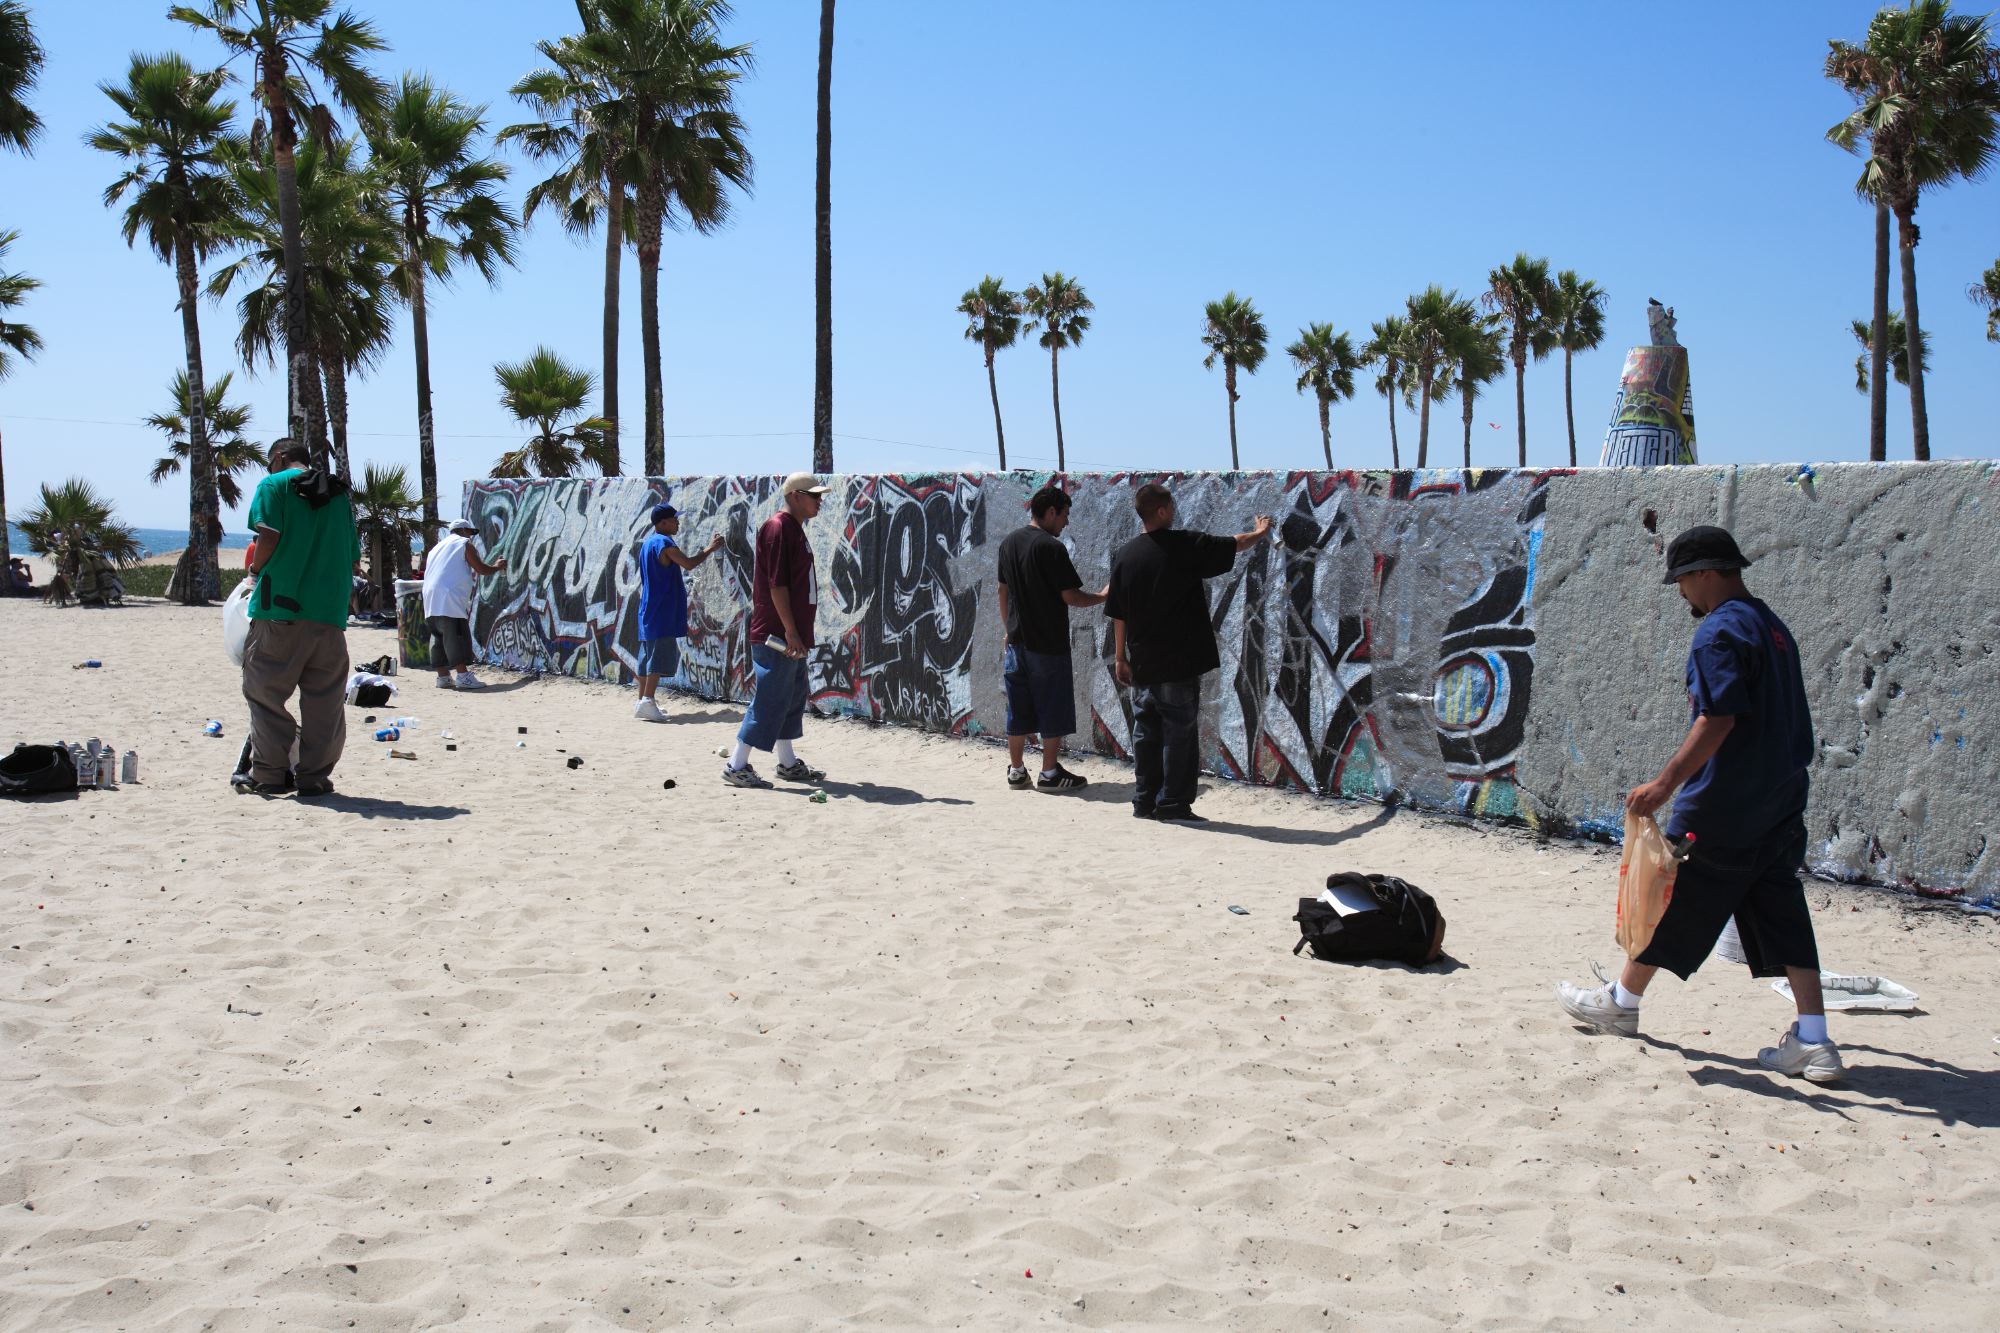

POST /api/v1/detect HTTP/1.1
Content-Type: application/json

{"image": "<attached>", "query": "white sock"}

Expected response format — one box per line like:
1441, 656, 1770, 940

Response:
1612, 981, 1643, 1009
775, 738, 798, 766
1041, 765, 1060, 778
729, 741, 752, 770
1796, 1014, 1829, 1045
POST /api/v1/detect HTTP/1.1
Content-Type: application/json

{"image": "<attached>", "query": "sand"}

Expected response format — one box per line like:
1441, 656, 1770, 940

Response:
2, 595, 1996, 1331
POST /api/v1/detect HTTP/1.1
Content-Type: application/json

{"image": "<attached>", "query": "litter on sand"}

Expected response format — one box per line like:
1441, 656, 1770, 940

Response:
1772, 973, 1919, 1011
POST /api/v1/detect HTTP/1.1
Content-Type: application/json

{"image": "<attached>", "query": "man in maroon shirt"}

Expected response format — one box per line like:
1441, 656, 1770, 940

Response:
724, 472, 831, 788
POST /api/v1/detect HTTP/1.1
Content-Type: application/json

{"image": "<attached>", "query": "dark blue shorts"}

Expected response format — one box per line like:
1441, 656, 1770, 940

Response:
638, 636, 681, 678
1003, 644, 1076, 738
1637, 814, 1819, 981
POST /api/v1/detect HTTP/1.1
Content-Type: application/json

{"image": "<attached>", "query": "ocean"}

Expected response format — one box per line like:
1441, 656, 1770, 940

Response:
7, 523, 252, 558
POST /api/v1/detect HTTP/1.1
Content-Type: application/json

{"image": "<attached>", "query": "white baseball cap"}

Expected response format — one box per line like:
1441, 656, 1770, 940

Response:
781, 472, 830, 497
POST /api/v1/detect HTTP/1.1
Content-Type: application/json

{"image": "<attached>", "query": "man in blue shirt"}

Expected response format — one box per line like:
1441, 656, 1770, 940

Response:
1557, 526, 1842, 1083
633, 502, 723, 722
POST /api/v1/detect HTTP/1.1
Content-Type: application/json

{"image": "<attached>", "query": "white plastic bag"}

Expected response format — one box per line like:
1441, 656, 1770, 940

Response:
223, 579, 253, 665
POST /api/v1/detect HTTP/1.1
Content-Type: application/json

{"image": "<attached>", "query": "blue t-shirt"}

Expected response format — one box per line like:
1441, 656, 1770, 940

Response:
1667, 596, 1814, 846
637, 533, 688, 640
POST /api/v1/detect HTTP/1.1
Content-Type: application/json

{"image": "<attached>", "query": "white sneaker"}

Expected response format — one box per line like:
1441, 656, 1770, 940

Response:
454, 671, 486, 690
1758, 1025, 1846, 1083
633, 697, 667, 722
433, 675, 455, 689
1556, 962, 1639, 1037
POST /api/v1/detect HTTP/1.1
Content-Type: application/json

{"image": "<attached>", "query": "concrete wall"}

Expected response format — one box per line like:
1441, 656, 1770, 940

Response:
461, 462, 1999, 905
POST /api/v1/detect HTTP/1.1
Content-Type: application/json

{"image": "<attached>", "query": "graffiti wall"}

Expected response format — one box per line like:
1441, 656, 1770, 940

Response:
459, 462, 1999, 906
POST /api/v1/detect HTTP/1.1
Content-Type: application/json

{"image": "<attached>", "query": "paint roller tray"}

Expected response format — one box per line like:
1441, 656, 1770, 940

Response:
1771, 973, 1919, 1012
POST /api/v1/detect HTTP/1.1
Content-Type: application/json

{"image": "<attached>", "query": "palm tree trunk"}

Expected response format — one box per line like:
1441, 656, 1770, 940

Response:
1318, 395, 1332, 469
985, 349, 1006, 470
601, 170, 622, 476
637, 175, 666, 476
0, 421, 11, 574
1225, 359, 1239, 470
407, 220, 441, 545
1417, 370, 1432, 469
1386, 374, 1400, 469
1512, 355, 1527, 468
1869, 201, 1890, 463
1895, 208, 1929, 461
1562, 348, 1577, 467
812, 0, 835, 474
172, 227, 218, 604
321, 348, 351, 485
373, 528, 395, 607
1461, 378, 1474, 468
1049, 344, 1065, 471
266, 67, 328, 464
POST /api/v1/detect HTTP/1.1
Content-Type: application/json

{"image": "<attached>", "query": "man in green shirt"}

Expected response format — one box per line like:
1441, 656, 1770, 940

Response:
240, 439, 361, 796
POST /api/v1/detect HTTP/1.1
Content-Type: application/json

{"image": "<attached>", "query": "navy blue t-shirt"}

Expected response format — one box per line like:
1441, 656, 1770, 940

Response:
1667, 596, 1814, 846
638, 533, 688, 640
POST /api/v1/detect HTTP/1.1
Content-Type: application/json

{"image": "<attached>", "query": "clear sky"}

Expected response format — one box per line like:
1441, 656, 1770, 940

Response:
1, 1, 1996, 530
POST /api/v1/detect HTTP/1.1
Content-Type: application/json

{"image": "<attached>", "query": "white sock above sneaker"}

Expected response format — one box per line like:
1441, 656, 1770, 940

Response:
1612, 981, 1643, 1009
775, 738, 798, 766
1796, 1014, 1829, 1044
729, 740, 753, 771
1041, 767, 1060, 779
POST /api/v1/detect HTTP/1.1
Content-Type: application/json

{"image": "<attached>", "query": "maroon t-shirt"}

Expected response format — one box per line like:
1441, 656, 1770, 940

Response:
749, 510, 817, 645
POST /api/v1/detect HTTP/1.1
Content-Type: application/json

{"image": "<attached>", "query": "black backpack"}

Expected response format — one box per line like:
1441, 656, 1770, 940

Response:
1, 744, 77, 797
1293, 872, 1447, 968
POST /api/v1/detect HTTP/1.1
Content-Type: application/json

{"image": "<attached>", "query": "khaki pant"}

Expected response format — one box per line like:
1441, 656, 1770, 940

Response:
241, 619, 350, 788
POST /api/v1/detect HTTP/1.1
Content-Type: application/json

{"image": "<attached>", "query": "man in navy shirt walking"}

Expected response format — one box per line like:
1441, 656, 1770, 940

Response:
1557, 526, 1842, 1083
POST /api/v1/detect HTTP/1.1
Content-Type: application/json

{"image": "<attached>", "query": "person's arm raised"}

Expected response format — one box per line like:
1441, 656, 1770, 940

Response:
1232, 514, 1273, 552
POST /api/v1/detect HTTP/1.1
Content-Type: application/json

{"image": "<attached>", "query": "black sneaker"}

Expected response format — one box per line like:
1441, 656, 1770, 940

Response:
1036, 766, 1088, 791
1132, 802, 1156, 820
1006, 766, 1031, 789
775, 759, 826, 783
1152, 804, 1205, 822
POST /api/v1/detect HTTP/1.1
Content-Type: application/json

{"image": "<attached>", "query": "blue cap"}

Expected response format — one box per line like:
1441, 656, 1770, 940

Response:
650, 503, 678, 524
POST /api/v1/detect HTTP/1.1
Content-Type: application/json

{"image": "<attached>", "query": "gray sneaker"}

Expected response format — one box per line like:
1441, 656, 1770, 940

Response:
721, 764, 773, 789
1757, 1025, 1846, 1083
1556, 962, 1639, 1037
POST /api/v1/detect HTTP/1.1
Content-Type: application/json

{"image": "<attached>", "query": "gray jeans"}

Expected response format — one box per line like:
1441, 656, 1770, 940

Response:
241, 618, 349, 788
427, 615, 474, 671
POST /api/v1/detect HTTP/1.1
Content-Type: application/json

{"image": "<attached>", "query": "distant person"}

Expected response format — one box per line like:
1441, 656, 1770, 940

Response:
633, 502, 724, 722
996, 484, 1105, 790
1556, 525, 1841, 1083
5, 556, 32, 596
422, 516, 508, 690
239, 438, 359, 798
1105, 482, 1271, 821
723, 472, 830, 788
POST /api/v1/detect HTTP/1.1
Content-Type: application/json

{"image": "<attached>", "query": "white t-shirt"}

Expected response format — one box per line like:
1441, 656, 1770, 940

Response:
422, 532, 477, 619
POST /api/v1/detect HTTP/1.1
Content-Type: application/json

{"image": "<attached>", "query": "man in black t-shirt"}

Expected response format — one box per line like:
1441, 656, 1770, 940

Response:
996, 485, 1107, 790
1105, 482, 1271, 820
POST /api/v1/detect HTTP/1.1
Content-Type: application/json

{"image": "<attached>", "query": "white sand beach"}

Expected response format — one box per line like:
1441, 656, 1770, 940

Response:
3, 596, 1996, 1331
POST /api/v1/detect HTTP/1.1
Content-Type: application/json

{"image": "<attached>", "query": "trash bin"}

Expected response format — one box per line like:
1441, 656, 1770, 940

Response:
395, 579, 429, 671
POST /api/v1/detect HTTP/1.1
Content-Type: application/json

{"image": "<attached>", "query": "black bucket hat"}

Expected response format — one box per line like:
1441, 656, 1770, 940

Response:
1662, 525, 1751, 583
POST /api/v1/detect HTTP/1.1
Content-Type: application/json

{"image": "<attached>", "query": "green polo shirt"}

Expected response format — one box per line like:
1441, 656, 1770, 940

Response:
247, 468, 361, 627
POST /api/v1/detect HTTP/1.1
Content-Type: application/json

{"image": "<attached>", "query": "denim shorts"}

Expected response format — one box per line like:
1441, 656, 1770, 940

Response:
639, 636, 681, 679
737, 642, 810, 751
1002, 644, 1076, 737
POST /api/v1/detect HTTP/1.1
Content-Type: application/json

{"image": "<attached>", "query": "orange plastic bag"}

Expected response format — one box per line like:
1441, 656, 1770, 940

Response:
1614, 811, 1689, 959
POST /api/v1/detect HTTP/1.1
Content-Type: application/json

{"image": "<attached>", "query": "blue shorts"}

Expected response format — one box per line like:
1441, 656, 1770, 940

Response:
639, 637, 681, 679
1003, 644, 1076, 738
737, 642, 810, 751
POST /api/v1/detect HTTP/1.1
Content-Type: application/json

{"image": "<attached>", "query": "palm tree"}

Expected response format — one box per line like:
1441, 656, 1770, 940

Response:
1970, 259, 2000, 341
813, 0, 834, 473
18, 479, 143, 577
209, 132, 398, 485
1446, 306, 1506, 468
1200, 292, 1268, 470
1021, 272, 1092, 470
957, 276, 1022, 469
1482, 253, 1556, 468
490, 348, 616, 479
1401, 286, 1466, 470
0, 0, 44, 155
170, 0, 389, 464
1850, 313, 1931, 392
0, 230, 41, 575
1285, 322, 1362, 469
370, 73, 518, 547
1544, 269, 1607, 468
349, 460, 420, 606
89, 52, 243, 604
503, 36, 634, 477
1827, 2, 2000, 461
568, 0, 754, 476
147, 370, 266, 514
1364, 315, 1410, 468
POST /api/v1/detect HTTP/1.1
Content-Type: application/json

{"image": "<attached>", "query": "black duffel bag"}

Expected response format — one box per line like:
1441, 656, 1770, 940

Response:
0, 744, 77, 797
1293, 871, 1447, 967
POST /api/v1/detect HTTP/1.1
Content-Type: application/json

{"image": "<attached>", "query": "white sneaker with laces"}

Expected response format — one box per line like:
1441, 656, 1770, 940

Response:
1757, 1024, 1846, 1083
633, 697, 667, 722
454, 671, 486, 690
721, 764, 773, 789
434, 675, 455, 690
1555, 962, 1639, 1037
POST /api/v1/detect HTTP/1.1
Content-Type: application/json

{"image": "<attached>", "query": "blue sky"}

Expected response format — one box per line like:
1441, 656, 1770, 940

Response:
1, 1, 1996, 530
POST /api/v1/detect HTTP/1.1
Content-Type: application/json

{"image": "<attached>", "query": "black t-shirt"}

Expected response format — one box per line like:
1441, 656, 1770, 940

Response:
1105, 528, 1237, 685
996, 525, 1084, 656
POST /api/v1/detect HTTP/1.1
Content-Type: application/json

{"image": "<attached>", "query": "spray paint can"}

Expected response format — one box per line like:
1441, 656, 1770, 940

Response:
80, 740, 101, 788
121, 750, 139, 784
97, 742, 115, 787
